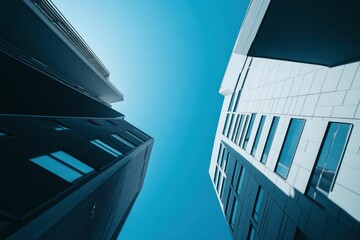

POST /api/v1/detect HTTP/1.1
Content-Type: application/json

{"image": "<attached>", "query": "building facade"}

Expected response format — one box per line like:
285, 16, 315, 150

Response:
209, 0, 360, 239
0, 1, 153, 239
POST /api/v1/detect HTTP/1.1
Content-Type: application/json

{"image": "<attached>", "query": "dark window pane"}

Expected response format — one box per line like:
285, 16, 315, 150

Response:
228, 92, 236, 111
251, 116, 266, 156
275, 119, 305, 179
227, 114, 235, 138
306, 122, 352, 206
243, 113, 257, 150
232, 161, 239, 186
237, 167, 245, 195
248, 226, 256, 240
223, 114, 230, 135
239, 115, 250, 146
261, 117, 280, 164
230, 197, 238, 229
234, 115, 245, 144
253, 187, 264, 222
231, 115, 241, 141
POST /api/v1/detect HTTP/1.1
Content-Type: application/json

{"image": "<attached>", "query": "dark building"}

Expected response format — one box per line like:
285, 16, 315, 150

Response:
0, 0, 153, 239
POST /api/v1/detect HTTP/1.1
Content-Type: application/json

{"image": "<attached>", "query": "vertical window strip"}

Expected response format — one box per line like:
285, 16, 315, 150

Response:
237, 167, 245, 195
216, 173, 222, 193
306, 122, 352, 205
233, 90, 242, 112
251, 116, 266, 156
239, 115, 249, 147
253, 187, 264, 222
234, 115, 244, 144
275, 119, 305, 179
217, 144, 224, 164
228, 92, 236, 111
248, 225, 256, 240
226, 114, 235, 138
230, 197, 238, 229
91, 139, 122, 157
261, 117, 280, 164
242, 113, 257, 150
220, 177, 226, 201
231, 115, 240, 141
213, 167, 219, 185
225, 191, 232, 215
112, 134, 135, 148
222, 114, 230, 135
231, 161, 239, 186
30, 155, 83, 183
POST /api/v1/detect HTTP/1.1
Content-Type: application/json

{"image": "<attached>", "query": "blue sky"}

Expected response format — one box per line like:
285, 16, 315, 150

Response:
53, 1, 249, 239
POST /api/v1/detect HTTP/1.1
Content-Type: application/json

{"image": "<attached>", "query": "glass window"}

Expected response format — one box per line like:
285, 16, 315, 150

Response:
275, 119, 305, 179
126, 130, 144, 143
49, 120, 69, 131
248, 225, 256, 240
228, 92, 236, 111
217, 144, 224, 164
232, 161, 239, 186
221, 151, 229, 172
306, 122, 352, 206
230, 197, 238, 229
220, 177, 226, 200
227, 114, 235, 138
51, 151, 94, 174
237, 166, 245, 195
251, 116, 266, 156
112, 134, 135, 148
231, 115, 240, 141
235, 115, 245, 144
30, 155, 83, 183
253, 187, 264, 222
90, 139, 123, 157
233, 91, 242, 112
222, 114, 230, 135
243, 113, 257, 150
261, 117, 280, 164
225, 191, 232, 215
239, 115, 249, 146
213, 167, 219, 185
216, 173, 222, 193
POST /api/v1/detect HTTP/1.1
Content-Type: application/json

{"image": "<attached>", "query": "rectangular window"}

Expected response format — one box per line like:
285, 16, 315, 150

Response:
275, 119, 305, 179
217, 144, 224, 164
126, 130, 144, 143
225, 191, 232, 215
237, 166, 245, 195
31, 155, 83, 183
239, 115, 249, 146
251, 116, 266, 156
235, 115, 245, 144
221, 150, 229, 173
261, 117, 280, 164
112, 134, 135, 148
51, 151, 94, 174
233, 90, 242, 112
253, 187, 264, 222
213, 167, 219, 185
230, 197, 238, 229
228, 92, 236, 111
226, 114, 235, 138
242, 113, 257, 150
217, 173, 223, 194
220, 177, 226, 201
248, 225, 256, 240
90, 139, 123, 157
232, 161, 239, 186
49, 120, 69, 131
306, 122, 352, 206
222, 114, 230, 135
231, 115, 240, 141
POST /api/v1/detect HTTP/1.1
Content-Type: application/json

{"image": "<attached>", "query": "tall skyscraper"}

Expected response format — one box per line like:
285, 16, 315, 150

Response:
0, 1, 153, 239
209, 0, 360, 239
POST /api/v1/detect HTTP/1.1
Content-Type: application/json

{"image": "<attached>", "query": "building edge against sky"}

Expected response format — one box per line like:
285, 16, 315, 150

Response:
209, 0, 360, 239
0, 0, 153, 239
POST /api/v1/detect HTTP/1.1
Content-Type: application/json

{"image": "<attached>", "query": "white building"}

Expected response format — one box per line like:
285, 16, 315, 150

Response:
209, 0, 360, 239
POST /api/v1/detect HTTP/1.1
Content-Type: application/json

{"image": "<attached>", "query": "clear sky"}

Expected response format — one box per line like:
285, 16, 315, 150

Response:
52, 0, 249, 239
